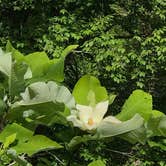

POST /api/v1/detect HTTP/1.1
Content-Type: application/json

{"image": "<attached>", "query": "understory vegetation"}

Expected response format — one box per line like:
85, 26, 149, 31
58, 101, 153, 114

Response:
0, 0, 166, 165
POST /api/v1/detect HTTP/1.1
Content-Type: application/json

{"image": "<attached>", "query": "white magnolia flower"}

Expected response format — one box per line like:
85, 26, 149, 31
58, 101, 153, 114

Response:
67, 100, 121, 131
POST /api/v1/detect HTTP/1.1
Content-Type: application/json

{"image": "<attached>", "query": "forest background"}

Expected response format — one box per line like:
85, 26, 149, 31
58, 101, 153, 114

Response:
0, 0, 166, 165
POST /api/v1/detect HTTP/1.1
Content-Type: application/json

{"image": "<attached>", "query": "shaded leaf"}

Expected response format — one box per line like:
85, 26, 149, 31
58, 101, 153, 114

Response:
97, 114, 144, 138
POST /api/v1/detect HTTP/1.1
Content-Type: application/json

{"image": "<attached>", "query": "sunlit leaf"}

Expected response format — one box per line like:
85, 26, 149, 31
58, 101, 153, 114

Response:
0, 123, 62, 156
116, 90, 152, 121
73, 75, 108, 105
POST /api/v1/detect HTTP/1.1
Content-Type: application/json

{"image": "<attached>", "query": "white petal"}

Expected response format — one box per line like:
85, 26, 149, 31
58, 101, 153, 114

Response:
76, 104, 92, 124
67, 115, 83, 128
102, 116, 121, 124
92, 100, 109, 123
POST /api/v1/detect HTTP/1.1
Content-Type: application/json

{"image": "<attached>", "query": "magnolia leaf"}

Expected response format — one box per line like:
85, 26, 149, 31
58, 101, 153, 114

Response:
0, 48, 12, 77
6, 42, 67, 82
24, 52, 49, 78
116, 90, 152, 121
13, 81, 75, 109
109, 94, 116, 105
24, 67, 32, 79
119, 125, 147, 144
0, 123, 62, 156
97, 114, 144, 138
9, 81, 75, 126
3, 133, 17, 149
88, 160, 106, 166
158, 115, 166, 136
6, 41, 25, 62
44, 57, 65, 82
146, 111, 166, 137
10, 62, 28, 98
13, 135, 62, 156
73, 75, 108, 105
0, 46, 28, 99
61, 45, 79, 58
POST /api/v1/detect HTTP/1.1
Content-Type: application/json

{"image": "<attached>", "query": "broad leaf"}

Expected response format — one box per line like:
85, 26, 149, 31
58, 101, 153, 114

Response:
6, 42, 67, 82
13, 81, 75, 109
73, 75, 108, 105
0, 47, 28, 99
9, 81, 75, 126
119, 126, 147, 144
9, 62, 28, 99
3, 133, 17, 149
13, 135, 62, 156
0, 123, 33, 143
0, 123, 62, 156
24, 52, 49, 78
6, 41, 25, 62
0, 48, 12, 77
97, 114, 144, 138
61, 45, 79, 58
147, 113, 166, 137
116, 90, 152, 121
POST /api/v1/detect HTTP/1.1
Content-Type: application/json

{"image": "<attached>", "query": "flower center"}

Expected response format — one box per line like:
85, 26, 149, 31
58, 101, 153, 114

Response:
88, 118, 94, 126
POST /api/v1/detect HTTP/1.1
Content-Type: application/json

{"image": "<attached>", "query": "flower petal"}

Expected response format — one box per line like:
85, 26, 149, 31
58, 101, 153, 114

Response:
76, 104, 93, 124
102, 116, 121, 124
92, 100, 109, 123
67, 115, 83, 128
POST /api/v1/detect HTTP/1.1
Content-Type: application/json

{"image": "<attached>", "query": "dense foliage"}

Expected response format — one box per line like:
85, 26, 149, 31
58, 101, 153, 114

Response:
0, 0, 166, 165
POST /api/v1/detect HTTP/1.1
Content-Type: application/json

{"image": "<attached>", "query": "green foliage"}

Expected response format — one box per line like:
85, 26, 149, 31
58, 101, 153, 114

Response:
72, 75, 108, 105
9, 81, 75, 126
97, 114, 144, 139
0, 1, 166, 164
0, 45, 73, 165
116, 90, 153, 121
0, 123, 62, 156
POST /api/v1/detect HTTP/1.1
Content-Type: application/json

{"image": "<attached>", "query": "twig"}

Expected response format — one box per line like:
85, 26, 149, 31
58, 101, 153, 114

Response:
46, 151, 65, 165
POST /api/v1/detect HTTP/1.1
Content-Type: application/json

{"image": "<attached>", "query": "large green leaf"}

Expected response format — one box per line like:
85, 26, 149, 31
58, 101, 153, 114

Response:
97, 114, 144, 138
14, 135, 62, 156
147, 111, 166, 137
0, 123, 33, 143
0, 47, 29, 99
6, 41, 25, 62
61, 45, 79, 58
116, 90, 152, 121
119, 126, 147, 144
0, 123, 62, 156
13, 81, 75, 109
9, 62, 28, 99
72, 75, 108, 105
9, 81, 75, 126
6, 42, 67, 82
24, 52, 49, 78
0, 48, 12, 77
